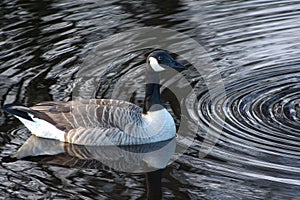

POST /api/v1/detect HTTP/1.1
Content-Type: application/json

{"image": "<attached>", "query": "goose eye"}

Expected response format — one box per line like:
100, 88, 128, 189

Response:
158, 56, 162, 61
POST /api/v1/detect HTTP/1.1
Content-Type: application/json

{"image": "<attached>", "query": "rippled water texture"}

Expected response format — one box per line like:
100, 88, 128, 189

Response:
1, 0, 300, 199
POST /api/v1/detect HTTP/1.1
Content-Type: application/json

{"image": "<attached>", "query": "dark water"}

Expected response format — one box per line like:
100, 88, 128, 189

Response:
1, 0, 300, 199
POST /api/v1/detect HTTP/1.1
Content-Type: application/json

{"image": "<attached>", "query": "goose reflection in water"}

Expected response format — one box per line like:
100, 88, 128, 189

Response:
12, 134, 176, 199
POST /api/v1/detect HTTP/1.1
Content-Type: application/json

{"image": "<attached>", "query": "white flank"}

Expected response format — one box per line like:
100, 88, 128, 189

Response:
149, 57, 165, 72
141, 108, 176, 139
15, 114, 65, 142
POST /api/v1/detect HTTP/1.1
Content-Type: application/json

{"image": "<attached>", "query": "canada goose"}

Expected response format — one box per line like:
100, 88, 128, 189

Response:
3, 50, 187, 146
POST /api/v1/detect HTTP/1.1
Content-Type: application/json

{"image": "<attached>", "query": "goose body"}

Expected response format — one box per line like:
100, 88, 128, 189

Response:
3, 50, 187, 146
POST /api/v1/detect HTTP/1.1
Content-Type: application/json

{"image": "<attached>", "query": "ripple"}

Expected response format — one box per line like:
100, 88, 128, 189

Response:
183, 0, 300, 188
195, 56, 300, 186
1, 0, 300, 198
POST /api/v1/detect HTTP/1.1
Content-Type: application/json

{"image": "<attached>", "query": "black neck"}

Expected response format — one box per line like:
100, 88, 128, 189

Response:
143, 83, 163, 113
143, 70, 164, 113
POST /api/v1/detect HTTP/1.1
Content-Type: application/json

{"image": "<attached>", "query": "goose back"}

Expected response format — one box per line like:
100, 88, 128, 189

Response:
32, 99, 143, 131
7, 99, 175, 146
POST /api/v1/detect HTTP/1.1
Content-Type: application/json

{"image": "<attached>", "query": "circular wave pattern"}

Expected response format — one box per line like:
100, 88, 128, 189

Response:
224, 70, 300, 156
183, 1, 300, 187
195, 65, 300, 185
1, 0, 300, 198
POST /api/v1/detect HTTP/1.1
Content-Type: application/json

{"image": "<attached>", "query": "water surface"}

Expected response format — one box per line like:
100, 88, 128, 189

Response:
1, 0, 300, 199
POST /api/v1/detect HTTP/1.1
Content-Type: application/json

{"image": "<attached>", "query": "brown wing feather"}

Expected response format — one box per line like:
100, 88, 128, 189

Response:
31, 99, 143, 132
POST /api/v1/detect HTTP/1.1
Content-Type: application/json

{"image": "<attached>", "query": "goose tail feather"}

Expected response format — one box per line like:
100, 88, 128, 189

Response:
3, 103, 58, 125
3, 103, 35, 121
2, 103, 65, 142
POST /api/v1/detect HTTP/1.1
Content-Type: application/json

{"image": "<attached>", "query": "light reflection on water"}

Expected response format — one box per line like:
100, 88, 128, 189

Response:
1, 0, 300, 199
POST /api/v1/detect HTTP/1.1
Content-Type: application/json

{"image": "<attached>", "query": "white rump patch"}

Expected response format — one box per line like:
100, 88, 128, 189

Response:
149, 57, 165, 72
16, 114, 65, 142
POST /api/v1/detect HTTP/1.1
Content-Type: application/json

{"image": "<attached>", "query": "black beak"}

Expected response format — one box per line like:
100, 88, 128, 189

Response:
170, 60, 187, 72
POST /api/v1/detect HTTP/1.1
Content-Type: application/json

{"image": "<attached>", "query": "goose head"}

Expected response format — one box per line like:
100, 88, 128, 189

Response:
143, 50, 187, 113
147, 50, 187, 73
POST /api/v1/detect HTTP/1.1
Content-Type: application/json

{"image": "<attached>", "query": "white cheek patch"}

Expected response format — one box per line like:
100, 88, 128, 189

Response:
149, 57, 165, 72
